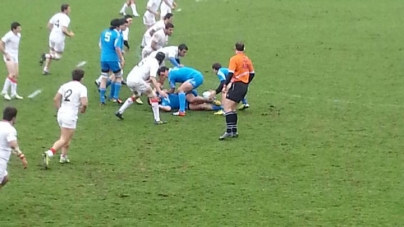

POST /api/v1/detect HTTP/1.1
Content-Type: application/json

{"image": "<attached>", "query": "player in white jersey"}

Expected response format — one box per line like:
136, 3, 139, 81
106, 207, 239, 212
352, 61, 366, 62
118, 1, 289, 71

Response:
119, 0, 140, 17
115, 52, 167, 124
42, 69, 88, 169
122, 15, 133, 52
141, 13, 173, 49
0, 22, 23, 101
143, 0, 162, 29
160, 0, 176, 20
141, 23, 174, 59
0, 107, 28, 189
39, 4, 74, 75
149, 44, 188, 67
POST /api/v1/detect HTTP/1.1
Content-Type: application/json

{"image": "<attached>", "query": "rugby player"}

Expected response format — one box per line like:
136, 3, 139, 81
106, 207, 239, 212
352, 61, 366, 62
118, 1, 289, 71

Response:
158, 91, 222, 112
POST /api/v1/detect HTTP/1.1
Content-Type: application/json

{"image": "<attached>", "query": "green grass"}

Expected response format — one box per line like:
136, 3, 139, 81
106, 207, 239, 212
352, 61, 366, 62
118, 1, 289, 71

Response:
0, 0, 404, 226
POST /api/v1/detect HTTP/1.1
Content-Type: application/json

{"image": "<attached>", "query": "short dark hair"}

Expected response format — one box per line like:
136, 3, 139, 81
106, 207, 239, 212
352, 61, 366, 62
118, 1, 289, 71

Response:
124, 15, 133, 19
120, 18, 128, 25
11, 22, 21, 31
212, 63, 222, 70
3, 107, 17, 121
165, 23, 174, 29
157, 66, 169, 75
61, 4, 70, 12
72, 69, 84, 81
110, 18, 121, 29
178, 44, 188, 51
164, 13, 173, 20
235, 42, 245, 51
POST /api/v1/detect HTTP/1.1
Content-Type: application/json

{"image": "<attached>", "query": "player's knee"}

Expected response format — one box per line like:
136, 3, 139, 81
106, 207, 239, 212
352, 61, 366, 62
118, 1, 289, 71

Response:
53, 53, 62, 60
150, 97, 159, 103
1, 175, 9, 187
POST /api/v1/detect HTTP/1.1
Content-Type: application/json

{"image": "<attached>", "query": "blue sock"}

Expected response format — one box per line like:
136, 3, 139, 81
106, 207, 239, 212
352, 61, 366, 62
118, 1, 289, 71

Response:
113, 82, 122, 99
100, 88, 106, 103
242, 97, 248, 104
178, 92, 186, 112
106, 79, 112, 88
109, 82, 115, 99
212, 104, 221, 111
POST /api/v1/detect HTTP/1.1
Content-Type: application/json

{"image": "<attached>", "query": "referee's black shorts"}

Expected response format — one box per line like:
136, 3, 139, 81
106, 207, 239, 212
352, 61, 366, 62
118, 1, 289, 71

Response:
226, 81, 249, 103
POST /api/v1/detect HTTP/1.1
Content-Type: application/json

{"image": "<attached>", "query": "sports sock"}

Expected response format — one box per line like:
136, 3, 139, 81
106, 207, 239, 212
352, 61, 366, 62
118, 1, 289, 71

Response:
225, 111, 237, 134
178, 91, 186, 112
109, 82, 116, 99
150, 98, 160, 121
241, 97, 248, 104
232, 113, 238, 134
10, 80, 17, 96
113, 81, 122, 99
100, 88, 106, 103
119, 97, 134, 113
212, 104, 222, 111
120, 3, 127, 14
2, 77, 11, 94
130, 3, 139, 16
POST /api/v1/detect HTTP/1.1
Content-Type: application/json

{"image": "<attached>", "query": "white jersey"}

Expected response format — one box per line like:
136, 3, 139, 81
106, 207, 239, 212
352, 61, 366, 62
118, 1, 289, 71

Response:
1, 31, 21, 57
57, 81, 87, 119
122, 27, 129, 41
143, 20, 165, 40
127, 56, 160, 82
145, 0, 162, 15
150, 46, 177, 60
0, 121, 17, 162
49, 12, 71, 42
147, 29, 167, 50
162, 0, 174, 7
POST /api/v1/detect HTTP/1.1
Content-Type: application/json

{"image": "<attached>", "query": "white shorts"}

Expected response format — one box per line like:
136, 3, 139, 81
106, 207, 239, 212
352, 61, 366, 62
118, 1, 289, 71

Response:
143, 12, 156, 26
127, 79, 153, 95
160, 4, 172, 19
49, 40, 65, 53
3, 54, 18, 64
57, 115, 77, 129
0, 159, 8, 183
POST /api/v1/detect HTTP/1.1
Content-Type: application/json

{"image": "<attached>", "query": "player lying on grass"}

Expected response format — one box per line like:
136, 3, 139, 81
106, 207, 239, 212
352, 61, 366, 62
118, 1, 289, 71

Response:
156, 90, 222, 112
208, 63, 249, 115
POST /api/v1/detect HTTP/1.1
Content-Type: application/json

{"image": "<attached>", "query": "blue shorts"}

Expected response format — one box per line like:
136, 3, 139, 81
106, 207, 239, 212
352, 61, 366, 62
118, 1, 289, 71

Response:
186, 73, 204, 89
101, 61, 121, 74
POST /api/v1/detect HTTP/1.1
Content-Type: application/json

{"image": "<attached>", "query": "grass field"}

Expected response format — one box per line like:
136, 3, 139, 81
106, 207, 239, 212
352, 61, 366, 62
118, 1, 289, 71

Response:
0, 0, 404, 226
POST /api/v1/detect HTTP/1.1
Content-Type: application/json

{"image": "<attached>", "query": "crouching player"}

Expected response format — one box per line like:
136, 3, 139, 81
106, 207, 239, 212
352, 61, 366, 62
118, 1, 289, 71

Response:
158, 90, 222, 112
115, 52, 168, 124
160, 66, 204, 116
209, 63, 249, 114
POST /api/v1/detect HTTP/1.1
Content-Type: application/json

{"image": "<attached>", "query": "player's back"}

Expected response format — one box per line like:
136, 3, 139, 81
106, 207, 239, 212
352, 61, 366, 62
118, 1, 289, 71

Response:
49, 13, 70, 41
100, 29, 119, 62
217, 68, 229, 82
58, 81, 87, 117
169, 67, 199, 82
129, 57, 159, 81
230, 53, 254, 83
0, 121, 16, 162
145, 20, 165, 38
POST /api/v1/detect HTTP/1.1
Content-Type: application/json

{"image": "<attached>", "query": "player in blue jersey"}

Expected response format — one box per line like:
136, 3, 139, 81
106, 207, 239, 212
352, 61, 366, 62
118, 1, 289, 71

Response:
210, 63, 249, 112
98, 18, 125, 105
159, 66, 204, 116
155, 90, 222, 112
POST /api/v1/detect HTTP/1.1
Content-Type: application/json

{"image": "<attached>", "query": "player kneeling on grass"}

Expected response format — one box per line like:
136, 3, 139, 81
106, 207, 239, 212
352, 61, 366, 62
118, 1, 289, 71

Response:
0, 107, 28, 189
157, 90, 222, 112
43, 69, 88, 168
115, 52, 168, 124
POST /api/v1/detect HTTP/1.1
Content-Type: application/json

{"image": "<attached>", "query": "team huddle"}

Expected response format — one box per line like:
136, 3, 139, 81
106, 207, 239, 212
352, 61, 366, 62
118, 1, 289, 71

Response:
0, 1, 255, 189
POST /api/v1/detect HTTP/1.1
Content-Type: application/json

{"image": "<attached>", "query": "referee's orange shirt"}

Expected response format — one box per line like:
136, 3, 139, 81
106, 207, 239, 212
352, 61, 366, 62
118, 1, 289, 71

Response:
228, 53, 255, 84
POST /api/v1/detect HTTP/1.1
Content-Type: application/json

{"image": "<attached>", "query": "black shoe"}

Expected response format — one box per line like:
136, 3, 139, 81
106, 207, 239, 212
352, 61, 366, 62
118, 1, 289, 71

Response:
39, 53, 46, 66
115, 111, 123, 120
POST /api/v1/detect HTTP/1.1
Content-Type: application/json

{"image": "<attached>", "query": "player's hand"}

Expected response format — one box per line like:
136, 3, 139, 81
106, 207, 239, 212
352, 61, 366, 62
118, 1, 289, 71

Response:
70, 31, 75, 37
19, 154, 27, 169
179, 64, 184, 67
121, 59, 125, 67
222, 86, 227, 93
159, 90, 168, 98
4, 53, 10, 61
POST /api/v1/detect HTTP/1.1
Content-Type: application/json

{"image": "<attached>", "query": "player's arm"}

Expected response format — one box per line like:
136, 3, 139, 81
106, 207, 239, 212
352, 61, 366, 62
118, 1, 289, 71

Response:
167, 52, 180, 67
224, 58, 236, 90
114, 37, 125, 64
146, 2, 159, 16
80, 87, 88, 114
248, 60, 255, 83
47, 17, 54, 31
53, 91, 62, 110
159, 105, 171, 112
0, 38, 7, 56
163, 0, 173, 8
61, 18, 74, 37
150, 34, 160, 51
7, 133, 27, 169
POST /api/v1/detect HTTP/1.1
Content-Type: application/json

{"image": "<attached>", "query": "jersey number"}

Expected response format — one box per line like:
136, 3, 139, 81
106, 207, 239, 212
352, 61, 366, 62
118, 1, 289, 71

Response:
64, 89, 72, 102
104, 32, 111, 42
136, 60, 145, 67
55, 20, 60, 28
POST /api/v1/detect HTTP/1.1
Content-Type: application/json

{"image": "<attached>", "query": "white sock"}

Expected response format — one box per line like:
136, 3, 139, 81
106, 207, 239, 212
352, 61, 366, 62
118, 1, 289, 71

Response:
120, 3, 127, 13
96, 76, 103, 83
119, 97, 134, 113
43, 66, 48, 71
130, 4, 139, 15
10, 81, 17, 96
151, 101, 160, 121
2, 78, 11, 94
46, 150, 54, 157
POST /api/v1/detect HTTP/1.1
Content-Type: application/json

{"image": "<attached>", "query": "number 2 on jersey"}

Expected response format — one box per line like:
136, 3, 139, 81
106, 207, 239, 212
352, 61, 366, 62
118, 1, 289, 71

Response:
64, 89, 72, 102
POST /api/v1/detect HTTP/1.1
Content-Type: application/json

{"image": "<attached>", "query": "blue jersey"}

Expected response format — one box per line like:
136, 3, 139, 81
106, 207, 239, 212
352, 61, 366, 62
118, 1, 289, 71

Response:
217, 68, 229, 82
160, 90, 198, 109
100, 28, 120, 62
168, 67, 204, 89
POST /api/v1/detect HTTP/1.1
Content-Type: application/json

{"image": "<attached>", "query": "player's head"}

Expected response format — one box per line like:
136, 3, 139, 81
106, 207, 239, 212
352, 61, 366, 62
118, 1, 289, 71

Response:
10, 22, 21, 33
164, 23, 174, 36
61, 4, 71, 15
235, 42, 245, 53
178, 44, 188, 57
119, 18, 128, 31
110, 18, 121, 30
155, 52, 166, 64
164, 13, 174, 23
3, 107, 17, 124
157, 66, 169, 78
211, 63, 222, 74
72, 68, 85, 82
124, 15, 133, 25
